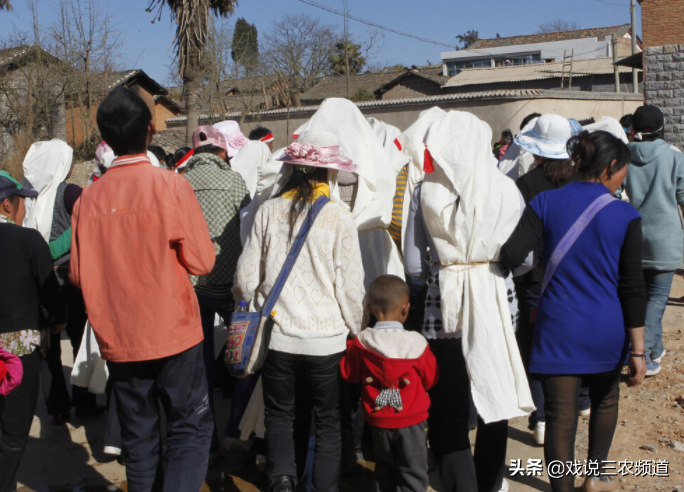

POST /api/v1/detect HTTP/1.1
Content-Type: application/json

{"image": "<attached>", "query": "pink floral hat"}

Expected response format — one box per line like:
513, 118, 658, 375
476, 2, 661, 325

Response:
213, 120, 249, 157
277, 130, 357, 172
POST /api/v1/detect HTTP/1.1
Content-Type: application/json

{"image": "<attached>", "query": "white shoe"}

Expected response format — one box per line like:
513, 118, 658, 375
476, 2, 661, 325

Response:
579, 408, 591, 418
104, 446, 122, 457
653, 349, 666, 364
499, 478, 510, 492
533, 421, 545, 446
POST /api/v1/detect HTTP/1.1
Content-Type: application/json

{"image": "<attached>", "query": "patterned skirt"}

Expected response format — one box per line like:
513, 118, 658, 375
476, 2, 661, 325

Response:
421, 263, 519, 340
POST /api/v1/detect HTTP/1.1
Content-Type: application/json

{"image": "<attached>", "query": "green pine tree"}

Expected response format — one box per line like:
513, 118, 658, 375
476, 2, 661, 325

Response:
232, 18, 259, 75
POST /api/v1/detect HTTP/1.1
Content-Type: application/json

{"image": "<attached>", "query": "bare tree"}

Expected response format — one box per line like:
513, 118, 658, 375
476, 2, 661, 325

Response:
262, 14, 338, 107
537, 19, 581, 34
48, 0, 123, 156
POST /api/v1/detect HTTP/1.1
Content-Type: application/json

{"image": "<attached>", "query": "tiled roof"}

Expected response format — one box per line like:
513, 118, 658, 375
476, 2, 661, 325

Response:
469, 24, 632, 50
166, 89, 642, 124
300, 70, 404, 102
99, 69, 168, 95
443, 57, 635, 88
375, 68, 450, 95
152, 129, 187, 152
0, 45, 31, 66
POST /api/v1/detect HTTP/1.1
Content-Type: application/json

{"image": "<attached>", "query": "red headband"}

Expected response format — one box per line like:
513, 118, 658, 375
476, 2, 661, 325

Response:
260, 133, 274, 142
174, 149, 194, 169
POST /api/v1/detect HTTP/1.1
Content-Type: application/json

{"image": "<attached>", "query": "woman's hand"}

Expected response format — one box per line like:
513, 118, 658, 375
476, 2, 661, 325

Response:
627, 354, 647, 387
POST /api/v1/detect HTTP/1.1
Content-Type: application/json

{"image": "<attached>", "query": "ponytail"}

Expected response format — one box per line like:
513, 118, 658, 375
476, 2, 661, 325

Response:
567, 131, 630, 181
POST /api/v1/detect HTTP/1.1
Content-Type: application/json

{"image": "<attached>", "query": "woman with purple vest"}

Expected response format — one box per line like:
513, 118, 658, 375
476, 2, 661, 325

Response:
501, 130, 648, 492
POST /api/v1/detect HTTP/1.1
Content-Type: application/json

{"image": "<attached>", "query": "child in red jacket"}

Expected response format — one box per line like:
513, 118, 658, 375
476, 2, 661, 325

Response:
340, 275, 438, 492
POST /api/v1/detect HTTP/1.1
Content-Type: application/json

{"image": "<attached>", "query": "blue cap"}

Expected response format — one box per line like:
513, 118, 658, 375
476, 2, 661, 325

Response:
0, 171, 38, 201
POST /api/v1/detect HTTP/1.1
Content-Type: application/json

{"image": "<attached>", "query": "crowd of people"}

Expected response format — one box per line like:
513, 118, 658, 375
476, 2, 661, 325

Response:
0, 84, 683, 492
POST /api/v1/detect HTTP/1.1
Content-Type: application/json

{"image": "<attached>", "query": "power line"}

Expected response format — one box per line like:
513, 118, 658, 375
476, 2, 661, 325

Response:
298, 0, 456, 49
592, 0, 630, 7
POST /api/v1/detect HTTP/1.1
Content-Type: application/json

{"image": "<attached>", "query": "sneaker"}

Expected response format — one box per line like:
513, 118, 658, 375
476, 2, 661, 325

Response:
498, 478, 510, 492
533, 421, 545, 446
579, 407, 591, 418
645, 361, 661, 377
653, 349, 666, 364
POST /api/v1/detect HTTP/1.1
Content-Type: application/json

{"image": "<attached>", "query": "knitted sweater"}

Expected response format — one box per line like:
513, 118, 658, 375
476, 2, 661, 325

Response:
233, 190, 367, 356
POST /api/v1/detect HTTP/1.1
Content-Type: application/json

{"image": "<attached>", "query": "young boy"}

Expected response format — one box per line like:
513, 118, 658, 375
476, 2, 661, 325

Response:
340, 275, 438, 492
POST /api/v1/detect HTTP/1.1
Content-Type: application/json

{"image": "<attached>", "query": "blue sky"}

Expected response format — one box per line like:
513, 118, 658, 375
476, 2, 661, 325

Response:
1, 0, 641, 84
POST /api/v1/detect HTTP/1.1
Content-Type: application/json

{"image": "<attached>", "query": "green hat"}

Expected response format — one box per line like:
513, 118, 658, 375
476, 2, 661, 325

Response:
0, 170, 38, 201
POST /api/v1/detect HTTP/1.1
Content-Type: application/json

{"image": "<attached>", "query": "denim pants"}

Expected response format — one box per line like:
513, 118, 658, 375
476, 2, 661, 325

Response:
643, 270, 674, 364
262, 350, 343, 492
107, 343, 213, 492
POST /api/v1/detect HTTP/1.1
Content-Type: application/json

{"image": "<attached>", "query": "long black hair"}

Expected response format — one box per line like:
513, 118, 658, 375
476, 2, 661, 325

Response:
568, 130, 631, 181
275, 166, 328, 242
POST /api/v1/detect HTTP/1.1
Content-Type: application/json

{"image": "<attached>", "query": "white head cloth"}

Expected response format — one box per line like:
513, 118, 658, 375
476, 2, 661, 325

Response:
22, 139, 73, 241
583, 116, 629, 144
291, 98, 403, 286
421, 111, 534, 423
231, 140, 271, 198
498, 117, 539, 180
367, 117, 407, 173
240, 147, 286, 245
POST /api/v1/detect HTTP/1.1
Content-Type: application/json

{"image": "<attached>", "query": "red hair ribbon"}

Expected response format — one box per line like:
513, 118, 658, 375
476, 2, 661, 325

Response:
394, 138, 402, 151
423, 146, 435, 173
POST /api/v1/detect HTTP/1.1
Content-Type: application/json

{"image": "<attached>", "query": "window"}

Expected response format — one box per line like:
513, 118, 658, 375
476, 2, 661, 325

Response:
446, 58, 492, 76
493, 53, 542, 67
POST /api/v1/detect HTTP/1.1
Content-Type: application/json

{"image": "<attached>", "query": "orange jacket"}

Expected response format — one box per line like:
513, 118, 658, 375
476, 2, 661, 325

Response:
70, 155, 215, 362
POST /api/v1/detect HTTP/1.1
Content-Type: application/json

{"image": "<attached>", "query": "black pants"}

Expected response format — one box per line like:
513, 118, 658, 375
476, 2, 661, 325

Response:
0, 350, 41, 492
43, 280, 94, 415
428, 340, 508, 492
262, 350, 343, 492
107, 342, 213, 492
539, 370, 621, 492
371, 421, 429, 492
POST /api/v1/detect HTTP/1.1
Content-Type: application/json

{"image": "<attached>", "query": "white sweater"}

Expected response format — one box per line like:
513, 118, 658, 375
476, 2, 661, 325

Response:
233, 197, 367, 356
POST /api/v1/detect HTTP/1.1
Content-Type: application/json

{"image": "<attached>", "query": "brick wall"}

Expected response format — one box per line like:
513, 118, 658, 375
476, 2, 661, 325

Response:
640, 0, 684, 48
644, 45, 684, 149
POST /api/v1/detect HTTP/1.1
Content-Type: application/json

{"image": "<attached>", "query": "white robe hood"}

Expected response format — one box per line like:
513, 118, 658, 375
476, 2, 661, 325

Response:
22, 139, 73, 241
583, 116, 629, 143
421, 111, 534, 423
231, 140, 271, 198
367, 117, 407, 173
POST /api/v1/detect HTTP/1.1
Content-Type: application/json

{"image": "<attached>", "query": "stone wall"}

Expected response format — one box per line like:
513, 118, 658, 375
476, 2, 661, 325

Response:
644, 44, 684, 149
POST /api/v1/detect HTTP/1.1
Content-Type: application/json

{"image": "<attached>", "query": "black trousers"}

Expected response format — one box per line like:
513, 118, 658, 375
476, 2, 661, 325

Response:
0, 350, 41, 492
262, 350, 343, 492
428, 340, 508, 492
539, 370, 621, 492
42, 281, 94, 415
107, 342, 213, 492
371, 421, 429, 492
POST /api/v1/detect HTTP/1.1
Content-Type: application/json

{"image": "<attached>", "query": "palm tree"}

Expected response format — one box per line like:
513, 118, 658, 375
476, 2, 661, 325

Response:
147, 0, 237, 145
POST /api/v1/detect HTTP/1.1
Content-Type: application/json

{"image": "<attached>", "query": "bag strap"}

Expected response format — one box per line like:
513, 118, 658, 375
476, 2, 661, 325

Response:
541, 193, 615, 294
261, 195, 330, 315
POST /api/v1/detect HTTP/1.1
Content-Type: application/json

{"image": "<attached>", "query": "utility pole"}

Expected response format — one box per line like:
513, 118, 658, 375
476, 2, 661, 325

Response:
344, 0, 350, 99
631, 0, 639, 93
613, 35, 621, 93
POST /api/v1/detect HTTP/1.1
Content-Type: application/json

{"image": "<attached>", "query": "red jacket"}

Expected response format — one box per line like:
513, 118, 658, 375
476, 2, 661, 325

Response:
340, 330, 438, 429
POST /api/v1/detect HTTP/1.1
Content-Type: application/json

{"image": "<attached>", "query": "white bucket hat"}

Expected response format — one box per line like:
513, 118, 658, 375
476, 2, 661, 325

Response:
515, 114, 572, 160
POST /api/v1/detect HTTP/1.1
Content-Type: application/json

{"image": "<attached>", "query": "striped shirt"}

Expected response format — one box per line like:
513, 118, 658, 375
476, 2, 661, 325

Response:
388, 165, 409, 249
